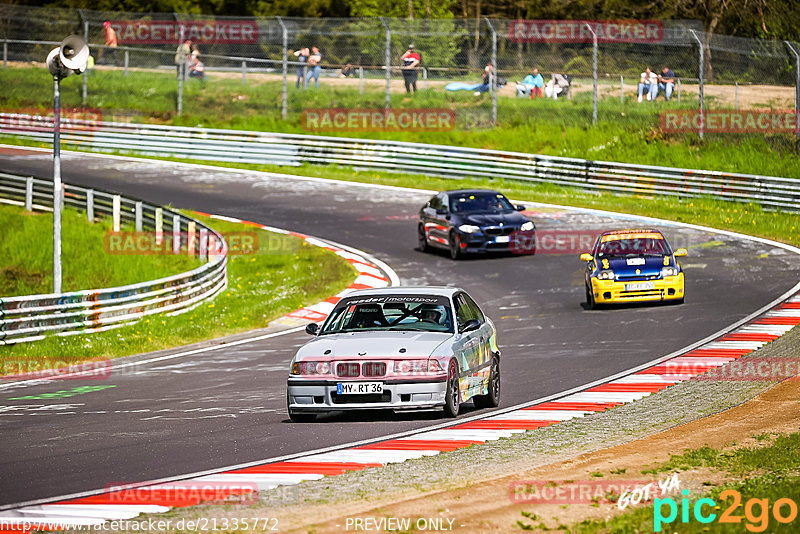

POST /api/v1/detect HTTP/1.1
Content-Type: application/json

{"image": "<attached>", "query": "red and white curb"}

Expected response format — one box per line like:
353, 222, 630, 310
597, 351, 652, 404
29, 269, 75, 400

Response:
2, 292, 798, 532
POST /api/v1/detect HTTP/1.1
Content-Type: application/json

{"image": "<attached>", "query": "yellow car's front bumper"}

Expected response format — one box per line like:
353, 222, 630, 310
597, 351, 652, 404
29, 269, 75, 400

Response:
590, 273, 684, 304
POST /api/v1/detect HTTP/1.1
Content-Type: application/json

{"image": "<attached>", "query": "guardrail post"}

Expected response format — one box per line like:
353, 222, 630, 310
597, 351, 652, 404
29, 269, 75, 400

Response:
25, 177, 33, 211
620, 75, 624, 103
241, 60, 246, 84
359, 66, 364, 94
155, 207, 163, 245
276, 16, 288, 120
172, 213, 181, 254
188, 220, 196, 255
135, 201, 142, 231
208, 233, 217, 262
584, 23, 598, 125
86, 189, 94, 222
199, 228, 208, 261
124, 50, 129, 76
112, 195, 121, 231
690, 30, 704, 139
379, 18, 391, 111
485, 19, 498, 127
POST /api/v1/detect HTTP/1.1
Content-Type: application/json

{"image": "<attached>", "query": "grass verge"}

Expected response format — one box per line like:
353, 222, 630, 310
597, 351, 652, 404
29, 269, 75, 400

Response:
0, 203, 200, 296
568, 432, 800, 533
0, 212, 356, 368
3, 65, 800, 179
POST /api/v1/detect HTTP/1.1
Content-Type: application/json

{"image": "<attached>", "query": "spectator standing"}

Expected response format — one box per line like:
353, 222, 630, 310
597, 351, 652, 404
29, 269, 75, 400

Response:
638, 67, 658, 102
305, 46, 322, 89
174, 39, 191, 79
401, 44, 421, 93
657, 66, 675, 101
516, 67, 544, 98
99, 21, 120, 66
293, 47, 309, 89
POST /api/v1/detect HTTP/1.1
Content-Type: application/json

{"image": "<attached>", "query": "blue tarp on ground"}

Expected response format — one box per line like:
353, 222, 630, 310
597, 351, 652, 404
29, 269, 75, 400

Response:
444, 82, 482, 91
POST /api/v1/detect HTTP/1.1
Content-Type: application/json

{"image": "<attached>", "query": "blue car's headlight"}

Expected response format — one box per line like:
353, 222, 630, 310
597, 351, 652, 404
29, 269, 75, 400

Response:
661, 266, 679, 277
458, 224, 481, 234
597, 270, 615, 280
520, 221, 535, 232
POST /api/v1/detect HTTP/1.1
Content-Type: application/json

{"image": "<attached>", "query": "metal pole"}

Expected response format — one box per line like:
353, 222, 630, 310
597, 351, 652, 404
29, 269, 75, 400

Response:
584, 23, 598, 125
124, 50, 129, 76
241, 60, 246, 84
82, 19, 88, 104
359, 66, 364, 94
52, 76, 62, 294
677, 79, 681, 103
3, 40, 6, 69
177, 26, 184, 117
785, 41, 800, 149
734, 81, 738, 109
486, 19, 497, 127
423, 67, 427, 90
380, 18, 391, 111
277, 17, 288, 120
690, 30, 704, 139
620, 75, 623, 103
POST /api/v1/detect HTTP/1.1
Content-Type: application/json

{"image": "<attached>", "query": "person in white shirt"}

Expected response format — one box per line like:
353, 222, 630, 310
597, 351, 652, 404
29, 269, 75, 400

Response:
638, 67, 658, 102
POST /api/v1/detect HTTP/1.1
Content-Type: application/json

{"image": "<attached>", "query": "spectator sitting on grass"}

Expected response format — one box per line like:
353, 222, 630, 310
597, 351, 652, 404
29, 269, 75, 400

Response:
544, 73, 569, 99
657, 66, 675, 101
474, 62, 493, 95
188, 49, 205, 80
638, 67, 658, 102
516, 67, 543, 98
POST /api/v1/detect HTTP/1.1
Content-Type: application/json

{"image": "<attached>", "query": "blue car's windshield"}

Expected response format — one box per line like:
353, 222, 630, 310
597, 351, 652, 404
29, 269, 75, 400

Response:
320, 295, 454, 334
450, 192, 514, 213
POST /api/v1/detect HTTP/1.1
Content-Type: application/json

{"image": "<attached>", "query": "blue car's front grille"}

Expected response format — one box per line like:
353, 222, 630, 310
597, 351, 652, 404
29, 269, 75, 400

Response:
483, 226, 516, 236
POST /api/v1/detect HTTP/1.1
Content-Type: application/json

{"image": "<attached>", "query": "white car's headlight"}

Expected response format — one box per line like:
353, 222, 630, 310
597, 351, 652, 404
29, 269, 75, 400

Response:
661, 266, 679, 277
394, 360, 443, 374
520, 221, 535, 232
597, 270, 615, 280
291, 361, 331, 375
458, 224, 481, 234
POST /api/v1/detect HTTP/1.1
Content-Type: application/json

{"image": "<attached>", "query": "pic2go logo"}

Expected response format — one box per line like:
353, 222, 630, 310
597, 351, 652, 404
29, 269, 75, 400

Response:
654, 489, 799, 532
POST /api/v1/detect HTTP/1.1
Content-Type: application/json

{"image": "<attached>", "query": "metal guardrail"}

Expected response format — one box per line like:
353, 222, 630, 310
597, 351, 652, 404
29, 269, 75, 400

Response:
0, 171, 228, 345
1, 113, 799, 210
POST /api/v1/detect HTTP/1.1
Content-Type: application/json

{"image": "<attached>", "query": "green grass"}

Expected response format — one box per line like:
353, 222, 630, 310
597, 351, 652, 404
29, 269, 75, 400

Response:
0, 203, 201, 296
0, 212, 356, 369
568, 433, 800, 533
3, 66, 800, 179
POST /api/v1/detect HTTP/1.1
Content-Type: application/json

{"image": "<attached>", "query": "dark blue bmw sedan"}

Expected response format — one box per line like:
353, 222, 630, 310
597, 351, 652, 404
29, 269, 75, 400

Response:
418, 189, 536, 260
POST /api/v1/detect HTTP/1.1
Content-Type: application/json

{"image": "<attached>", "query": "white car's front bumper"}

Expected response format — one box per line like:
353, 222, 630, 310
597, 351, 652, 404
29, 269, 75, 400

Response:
287, 378, 448, 413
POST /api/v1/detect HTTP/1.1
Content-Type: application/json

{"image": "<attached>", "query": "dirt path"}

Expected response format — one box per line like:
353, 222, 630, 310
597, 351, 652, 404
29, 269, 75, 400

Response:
285, 377, 800, 532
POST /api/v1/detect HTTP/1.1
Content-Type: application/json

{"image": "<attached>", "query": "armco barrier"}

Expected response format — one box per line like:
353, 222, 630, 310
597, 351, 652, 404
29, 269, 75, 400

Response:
0, 172, 227, 345
1, 113, 800, 210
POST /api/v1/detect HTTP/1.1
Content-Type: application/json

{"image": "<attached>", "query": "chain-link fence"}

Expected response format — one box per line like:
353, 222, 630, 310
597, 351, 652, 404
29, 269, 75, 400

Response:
1, 4, 799, 140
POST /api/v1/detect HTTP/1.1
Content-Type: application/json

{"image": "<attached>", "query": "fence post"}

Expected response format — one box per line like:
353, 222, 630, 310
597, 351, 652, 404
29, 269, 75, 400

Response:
135, 201, 142, 231
380, 18, 391, 111
188, 220, 196, 255
177, 25, 185, 117
620, 75, 623, 103
276, 16, 288, 120
25, 177, 33, 211
690, 30, 704, 139
359, 66, 364, 94
677, 79, 681, 103
584, 23, 598, 125
423, 67, 427, 90
3, 40, 6, 69
155, 207, 163, 245
734, 81, 738, 109
112, 195, 121, 232
82, 18, 88, 104
199, 228, 208, 261
86, 189, 94, 222
784, 41, 800, 151
484, 19, 498, 127
172, 213, 181, 254
241, 60, 246, 84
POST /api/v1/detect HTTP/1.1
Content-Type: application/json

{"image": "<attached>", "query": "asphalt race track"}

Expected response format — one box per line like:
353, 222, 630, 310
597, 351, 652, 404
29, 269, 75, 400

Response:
1, 148, 799, 507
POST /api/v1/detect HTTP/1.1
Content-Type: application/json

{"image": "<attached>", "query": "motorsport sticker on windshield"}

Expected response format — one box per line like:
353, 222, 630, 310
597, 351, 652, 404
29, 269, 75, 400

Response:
601, 232, 664, 242
337, 295, 450, 308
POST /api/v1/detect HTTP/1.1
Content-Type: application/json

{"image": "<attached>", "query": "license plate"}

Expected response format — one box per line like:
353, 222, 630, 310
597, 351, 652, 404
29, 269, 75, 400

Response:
495, 235, 510, 243
625, 282, 655, 291
337, 382, 383, 394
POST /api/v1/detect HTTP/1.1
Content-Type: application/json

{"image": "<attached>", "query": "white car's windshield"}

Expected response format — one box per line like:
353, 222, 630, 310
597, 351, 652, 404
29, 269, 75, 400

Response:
320, 295, 454, 334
